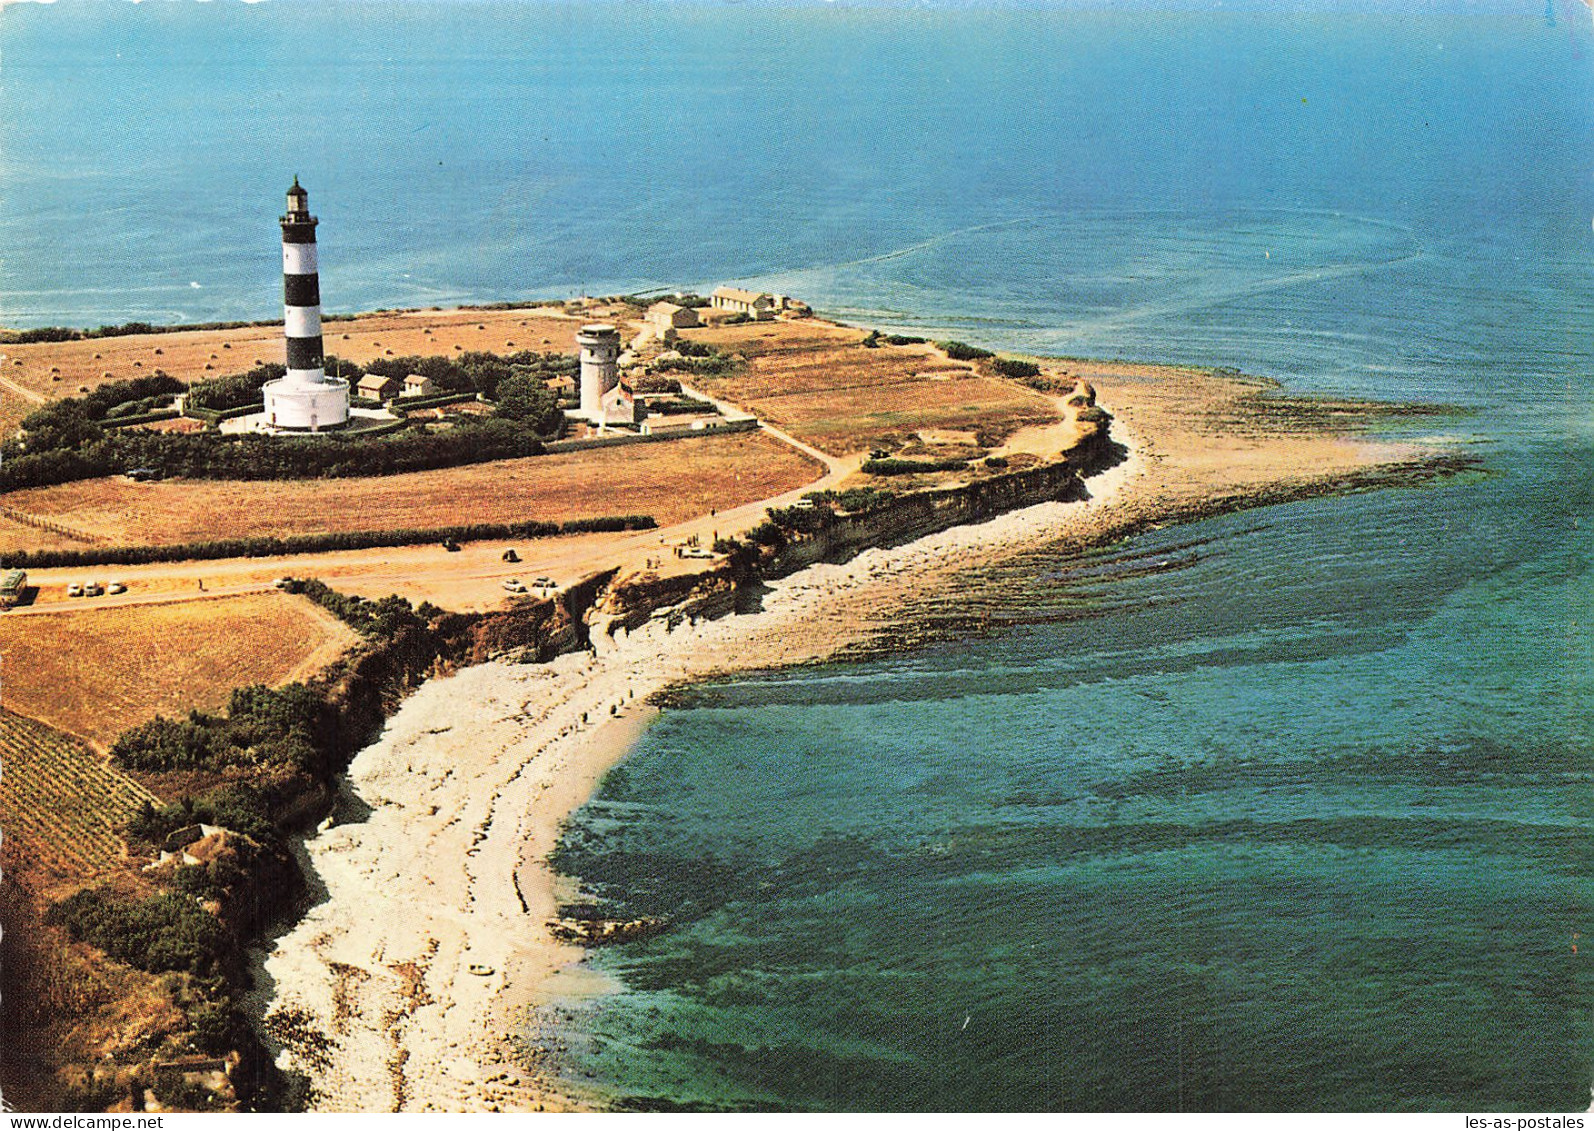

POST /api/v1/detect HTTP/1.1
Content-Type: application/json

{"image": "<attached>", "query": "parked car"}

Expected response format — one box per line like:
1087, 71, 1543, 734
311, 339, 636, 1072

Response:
107, 581, 127, 595
66, 582, 84, 597
83, 582, 105, 597
501, 579, 527, 594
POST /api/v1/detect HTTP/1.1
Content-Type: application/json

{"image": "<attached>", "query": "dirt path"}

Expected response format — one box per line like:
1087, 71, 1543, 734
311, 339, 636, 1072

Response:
0, 365, 48, 406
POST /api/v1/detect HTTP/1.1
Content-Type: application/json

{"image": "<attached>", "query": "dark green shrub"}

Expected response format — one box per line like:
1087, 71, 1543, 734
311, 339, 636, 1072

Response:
936, 340, 994, 361
861, 457, 968, 476
993, 358, 1041, 379
748, 521, 787, 547
47, 890, 230, 975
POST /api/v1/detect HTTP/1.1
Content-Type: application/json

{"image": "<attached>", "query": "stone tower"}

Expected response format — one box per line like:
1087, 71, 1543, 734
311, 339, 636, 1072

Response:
577, 323, 622, 417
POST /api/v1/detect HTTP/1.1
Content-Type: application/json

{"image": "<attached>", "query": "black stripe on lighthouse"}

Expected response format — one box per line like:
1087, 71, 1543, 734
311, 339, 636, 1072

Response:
286, 337, 324, 370
284, 274, 320, 308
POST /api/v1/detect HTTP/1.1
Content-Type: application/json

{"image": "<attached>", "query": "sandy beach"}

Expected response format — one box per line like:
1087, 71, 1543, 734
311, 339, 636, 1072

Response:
250, 374, 1456, 1111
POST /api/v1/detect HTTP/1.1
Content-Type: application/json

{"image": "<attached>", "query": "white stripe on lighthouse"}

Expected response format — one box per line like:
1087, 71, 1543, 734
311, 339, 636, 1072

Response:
282, 242, 318, 276
284, 305, 322, 339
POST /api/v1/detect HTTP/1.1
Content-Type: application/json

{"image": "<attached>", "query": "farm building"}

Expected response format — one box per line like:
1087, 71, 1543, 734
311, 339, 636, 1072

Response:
402, 374, 436, 398
711, 287, 775, 320
647, 302, 700, 332
0, 569, 26, 608
601, 381, 638, 426
357, 374, 401, 401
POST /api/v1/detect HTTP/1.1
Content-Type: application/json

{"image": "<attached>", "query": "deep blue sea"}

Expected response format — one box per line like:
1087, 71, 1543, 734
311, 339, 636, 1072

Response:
3, 0, 1591, 1111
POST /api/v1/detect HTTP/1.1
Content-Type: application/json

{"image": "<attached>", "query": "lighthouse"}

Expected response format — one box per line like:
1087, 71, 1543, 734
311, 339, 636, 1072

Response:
262, 178, 349, 431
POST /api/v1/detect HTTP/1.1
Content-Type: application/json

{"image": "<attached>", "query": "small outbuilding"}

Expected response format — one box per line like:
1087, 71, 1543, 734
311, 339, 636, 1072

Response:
402, 374, 436, 398
357, 374, 401, 401
601, 381, 638, 426
647, 302, 700, 332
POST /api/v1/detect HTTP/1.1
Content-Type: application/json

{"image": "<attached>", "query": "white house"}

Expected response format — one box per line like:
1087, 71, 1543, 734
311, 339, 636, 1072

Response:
710, 287, 775, 320
402, 373, 436, 398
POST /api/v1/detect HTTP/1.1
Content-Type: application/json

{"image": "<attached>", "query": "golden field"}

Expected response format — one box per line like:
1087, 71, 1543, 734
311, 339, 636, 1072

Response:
0, 430, 820, 552
0, 592, 357, 748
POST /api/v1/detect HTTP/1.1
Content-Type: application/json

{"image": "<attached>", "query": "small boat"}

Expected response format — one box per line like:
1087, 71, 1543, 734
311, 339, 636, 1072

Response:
468, 963, 495, 977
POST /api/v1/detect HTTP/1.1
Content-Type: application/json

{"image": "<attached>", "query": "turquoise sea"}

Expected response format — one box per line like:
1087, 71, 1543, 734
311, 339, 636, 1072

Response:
3, 0, 1591, 1111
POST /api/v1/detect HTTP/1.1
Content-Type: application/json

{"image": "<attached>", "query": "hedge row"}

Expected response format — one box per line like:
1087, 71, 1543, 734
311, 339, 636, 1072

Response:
0, 319, 277, 344
394, 391, 479, 411
100, 408, 181, 429
3, 514, 657, 569
342, 418, 410, 439
184, 402, 263, 426
861, 457, 969, 476
0, 417, 547, 491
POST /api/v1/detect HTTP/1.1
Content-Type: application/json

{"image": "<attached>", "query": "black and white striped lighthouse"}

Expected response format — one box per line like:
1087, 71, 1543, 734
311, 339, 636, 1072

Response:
281, 177, 324, 382
263, 178, 349, 430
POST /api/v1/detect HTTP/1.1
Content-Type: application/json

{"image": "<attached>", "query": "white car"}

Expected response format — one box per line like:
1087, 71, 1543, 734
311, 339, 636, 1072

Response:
66, 582, 84, 597
107, 581, 127, 595
501, 579, 527, 594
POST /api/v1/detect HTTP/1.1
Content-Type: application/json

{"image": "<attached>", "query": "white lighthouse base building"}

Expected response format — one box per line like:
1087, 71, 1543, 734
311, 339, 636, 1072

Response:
263, 372, 351, 431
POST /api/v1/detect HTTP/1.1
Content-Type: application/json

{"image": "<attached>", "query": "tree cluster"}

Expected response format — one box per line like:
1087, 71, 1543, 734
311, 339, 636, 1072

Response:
46, 889, 230, 976
801, 486, 897, 513
128, 785, 285, 850
185, 363, 282, 412
992, 357, 1042, 380
111, 683, 330, 776
18, 372, 185, 450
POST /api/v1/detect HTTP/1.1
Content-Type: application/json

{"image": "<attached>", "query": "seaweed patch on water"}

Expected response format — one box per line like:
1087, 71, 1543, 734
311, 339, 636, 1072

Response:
550, 831, 896, 929
1081, 736, 1594, 803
